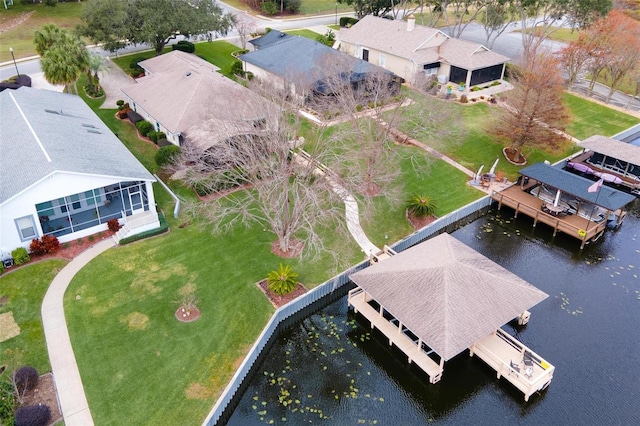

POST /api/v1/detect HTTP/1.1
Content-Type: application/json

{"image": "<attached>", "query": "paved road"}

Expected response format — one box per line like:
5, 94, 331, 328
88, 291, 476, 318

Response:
2, 7, 637, 113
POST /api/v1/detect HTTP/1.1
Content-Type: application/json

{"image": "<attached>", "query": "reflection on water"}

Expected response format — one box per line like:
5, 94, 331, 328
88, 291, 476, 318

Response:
228, 199, 640, 425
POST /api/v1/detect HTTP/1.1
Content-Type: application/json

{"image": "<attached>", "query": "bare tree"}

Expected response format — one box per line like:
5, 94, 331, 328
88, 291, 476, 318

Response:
490, 46, 570, 164
442, 0, 487, 38
234, 14, 257, 51
171, 85, 348, 260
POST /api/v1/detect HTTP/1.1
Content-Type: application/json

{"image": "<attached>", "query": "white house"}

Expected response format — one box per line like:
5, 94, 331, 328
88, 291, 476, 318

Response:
0, 87, 160, 254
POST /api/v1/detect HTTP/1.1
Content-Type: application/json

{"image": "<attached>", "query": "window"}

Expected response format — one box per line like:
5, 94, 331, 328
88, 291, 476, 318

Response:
379, 54, 386, 68
15, 216, 37, 241
36, 201, 54, 216
423, 62, 440, 76
70, 194, 81, 210
362, 48, 369, 62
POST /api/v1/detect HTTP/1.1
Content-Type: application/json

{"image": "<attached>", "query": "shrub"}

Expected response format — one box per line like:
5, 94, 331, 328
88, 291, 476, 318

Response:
116, 99, 125, 107
172, 40, 195, 53
155, 145, 182, 166
14, 404, 51, 426
316, 29, 336, 47
267, 263, 298, 295
11, 247, 30, 265
148, 131, 165, 143
29, 235, 60, 256
107, 219, 121, 233
231, 60, 244, 77
406, 194, 437, 218
260, 1, 278, 15
1, 263, 4, 275
157, 138, 172, 147
136, 120, 154, 137
285, 0, 301, 13
13, 366, 39, 394
340, 17, 359, 27
0, 377, 16, 424
459, 95, 469, 103
129, 60, 144, 77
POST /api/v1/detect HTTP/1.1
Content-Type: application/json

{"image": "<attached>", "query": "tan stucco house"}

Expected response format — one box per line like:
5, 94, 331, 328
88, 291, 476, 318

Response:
339, 15, 510, 95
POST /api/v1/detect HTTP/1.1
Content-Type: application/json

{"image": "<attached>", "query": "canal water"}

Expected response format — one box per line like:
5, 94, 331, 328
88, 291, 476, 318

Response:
227, 199, 640, 425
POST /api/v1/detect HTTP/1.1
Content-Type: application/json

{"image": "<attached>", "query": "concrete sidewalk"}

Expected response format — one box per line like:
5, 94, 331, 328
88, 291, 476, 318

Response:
41, 238, 116, 426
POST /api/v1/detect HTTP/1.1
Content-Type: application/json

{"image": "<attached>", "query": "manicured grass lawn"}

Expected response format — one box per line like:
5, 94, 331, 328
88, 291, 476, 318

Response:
0, 260, 68, 374
285, 28, 324, 39
361, 147, 483, 246
0, 2, 85, 62
211, 0, 351, 16
192, 41, 241, 78
516, 26, 581, 43
563, 93, 640, 139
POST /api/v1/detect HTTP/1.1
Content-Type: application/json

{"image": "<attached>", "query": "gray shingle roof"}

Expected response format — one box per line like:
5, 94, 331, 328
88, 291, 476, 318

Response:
248, 29, 291, 49
340, 15, 508, 70
580, 135, 640, 166
519, 163, 635, 210
349, 233, 548, 361
0, 87, 154, 204
240, 34, 394, 89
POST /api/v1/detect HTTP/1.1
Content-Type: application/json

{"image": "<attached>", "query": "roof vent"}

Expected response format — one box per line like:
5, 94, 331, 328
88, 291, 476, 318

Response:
87, 129, 102, 134
186, 71, 192, 77
45, 109, 60, 115
82, 123, 97, 128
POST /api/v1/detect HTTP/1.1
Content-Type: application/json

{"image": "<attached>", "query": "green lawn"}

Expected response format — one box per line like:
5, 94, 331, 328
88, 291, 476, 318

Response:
516, 26, 581, 43
0, 2, 85, 62
285, 28, 325, 39
563, 93, 640, 140
223, 0, 351, 15
361, 148, 482, 246
0, 260, 68, 374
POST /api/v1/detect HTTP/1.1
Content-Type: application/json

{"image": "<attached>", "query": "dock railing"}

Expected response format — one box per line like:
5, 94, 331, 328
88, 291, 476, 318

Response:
202, 195, 493, 425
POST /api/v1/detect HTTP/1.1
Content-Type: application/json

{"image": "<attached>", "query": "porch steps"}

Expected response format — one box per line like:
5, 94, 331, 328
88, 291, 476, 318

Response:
113, 211, 159, 243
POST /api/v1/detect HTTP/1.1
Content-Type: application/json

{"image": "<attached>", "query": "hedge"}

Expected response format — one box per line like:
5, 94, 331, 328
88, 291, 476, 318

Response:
340, 17, 359, 27
118, 212, 168, 245
172, 40, 195, 53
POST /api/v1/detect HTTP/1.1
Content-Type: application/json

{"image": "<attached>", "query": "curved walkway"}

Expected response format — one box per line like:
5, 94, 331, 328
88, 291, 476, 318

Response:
41, 238, 116, 426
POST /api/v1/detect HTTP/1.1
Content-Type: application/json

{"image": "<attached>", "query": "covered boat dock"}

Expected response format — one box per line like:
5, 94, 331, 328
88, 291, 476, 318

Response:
492, 163, 636, 249
348, 233, 554, 401
567, 135, 640, 195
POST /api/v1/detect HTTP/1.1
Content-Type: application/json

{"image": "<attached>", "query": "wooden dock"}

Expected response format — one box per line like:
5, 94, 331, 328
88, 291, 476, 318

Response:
491, 185, 608, 249
347, 288, 444, 384
470, 329, 554, 402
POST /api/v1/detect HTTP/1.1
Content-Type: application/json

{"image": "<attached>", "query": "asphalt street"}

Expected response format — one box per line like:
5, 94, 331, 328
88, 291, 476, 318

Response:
1, 5, 637, 113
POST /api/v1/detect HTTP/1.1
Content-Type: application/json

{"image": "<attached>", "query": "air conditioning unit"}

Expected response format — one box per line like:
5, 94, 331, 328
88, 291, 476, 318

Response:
437, 75, 448, 84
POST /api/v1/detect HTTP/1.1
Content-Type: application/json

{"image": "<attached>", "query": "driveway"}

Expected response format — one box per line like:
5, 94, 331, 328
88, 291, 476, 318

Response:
98, 58, 136, 109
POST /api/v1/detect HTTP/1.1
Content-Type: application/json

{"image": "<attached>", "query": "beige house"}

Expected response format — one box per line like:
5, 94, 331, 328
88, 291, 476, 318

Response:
339, 15, 510, 95
120, 51, 278, 150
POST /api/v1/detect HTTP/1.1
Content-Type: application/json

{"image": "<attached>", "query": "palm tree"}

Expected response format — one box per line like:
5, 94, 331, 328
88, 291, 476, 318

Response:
34, 24, 63, 57
406, 194, 437, 218
87, 53, 107, 94
40, 33, 89, 92
267, 264, 298, 295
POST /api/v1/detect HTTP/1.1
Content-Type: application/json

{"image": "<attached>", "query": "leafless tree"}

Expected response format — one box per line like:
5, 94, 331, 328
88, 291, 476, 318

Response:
234, 14, 257, 51
171, 84, 348, 260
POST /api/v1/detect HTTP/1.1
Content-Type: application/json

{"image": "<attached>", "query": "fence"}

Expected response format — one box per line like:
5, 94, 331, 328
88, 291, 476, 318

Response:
202, 195, 494, 426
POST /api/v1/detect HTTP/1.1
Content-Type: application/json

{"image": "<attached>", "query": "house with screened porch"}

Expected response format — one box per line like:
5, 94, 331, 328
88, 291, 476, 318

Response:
338, 15, 511, 98
0, 87, 159, 254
